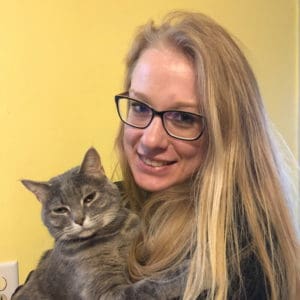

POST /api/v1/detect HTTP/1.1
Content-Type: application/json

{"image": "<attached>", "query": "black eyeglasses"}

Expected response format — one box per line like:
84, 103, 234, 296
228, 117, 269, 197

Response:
115, 94, 206, 141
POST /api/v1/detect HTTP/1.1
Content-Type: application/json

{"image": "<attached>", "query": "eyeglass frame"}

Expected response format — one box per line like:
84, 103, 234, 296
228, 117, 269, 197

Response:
114, 93, 206, 141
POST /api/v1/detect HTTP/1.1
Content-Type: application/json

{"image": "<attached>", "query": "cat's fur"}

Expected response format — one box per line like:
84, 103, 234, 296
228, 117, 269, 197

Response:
13, 148, 187, 300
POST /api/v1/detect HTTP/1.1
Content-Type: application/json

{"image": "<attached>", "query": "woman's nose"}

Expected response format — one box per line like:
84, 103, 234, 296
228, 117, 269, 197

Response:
140, 116, 169, 150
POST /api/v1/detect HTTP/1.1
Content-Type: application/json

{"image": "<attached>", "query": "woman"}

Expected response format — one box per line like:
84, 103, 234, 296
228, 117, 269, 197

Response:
114, 11, 300, 299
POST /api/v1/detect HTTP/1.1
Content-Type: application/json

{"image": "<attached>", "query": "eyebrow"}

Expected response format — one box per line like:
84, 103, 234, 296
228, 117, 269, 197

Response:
128, 89, 199, 112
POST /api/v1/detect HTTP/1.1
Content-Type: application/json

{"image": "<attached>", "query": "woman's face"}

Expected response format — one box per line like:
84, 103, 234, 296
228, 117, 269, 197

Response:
123, 46, 207, 192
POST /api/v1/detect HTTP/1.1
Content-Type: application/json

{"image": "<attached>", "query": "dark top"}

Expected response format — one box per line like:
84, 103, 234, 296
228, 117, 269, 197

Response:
116, 181, 268, 299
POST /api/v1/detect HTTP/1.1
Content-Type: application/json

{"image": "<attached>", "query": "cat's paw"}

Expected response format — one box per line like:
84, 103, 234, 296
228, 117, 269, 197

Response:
122, 282, 161, 300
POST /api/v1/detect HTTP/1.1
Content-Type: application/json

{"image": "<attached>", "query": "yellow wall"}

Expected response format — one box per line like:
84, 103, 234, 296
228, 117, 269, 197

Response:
0, 0, 298, 283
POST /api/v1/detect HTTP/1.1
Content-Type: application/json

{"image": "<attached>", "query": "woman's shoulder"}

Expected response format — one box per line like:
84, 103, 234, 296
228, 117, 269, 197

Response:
114, 180, 124, 193
228, 253, 268, 299
195, 254, 268, 300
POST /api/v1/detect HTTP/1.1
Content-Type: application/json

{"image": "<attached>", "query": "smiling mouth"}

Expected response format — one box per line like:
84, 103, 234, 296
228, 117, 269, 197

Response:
139, 155, 175, 167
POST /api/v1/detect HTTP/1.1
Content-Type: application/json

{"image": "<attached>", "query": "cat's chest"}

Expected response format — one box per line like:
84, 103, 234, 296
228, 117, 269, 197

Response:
48, 210, 140, 274
53, 232, 129, 260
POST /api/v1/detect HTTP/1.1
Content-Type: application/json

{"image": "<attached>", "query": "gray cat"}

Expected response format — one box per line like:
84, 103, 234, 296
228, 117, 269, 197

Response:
13, 148, 187, 300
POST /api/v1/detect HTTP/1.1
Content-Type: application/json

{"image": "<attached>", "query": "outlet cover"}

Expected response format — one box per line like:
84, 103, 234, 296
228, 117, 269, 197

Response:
0, 261, 18, 299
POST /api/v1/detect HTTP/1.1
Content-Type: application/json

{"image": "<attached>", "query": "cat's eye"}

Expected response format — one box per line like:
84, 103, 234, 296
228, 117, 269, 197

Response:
53, 207, 69, 214
84, 191, 97, 204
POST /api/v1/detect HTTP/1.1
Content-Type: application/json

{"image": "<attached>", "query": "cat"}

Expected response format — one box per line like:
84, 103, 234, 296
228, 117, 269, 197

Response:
12, 148, 188, 300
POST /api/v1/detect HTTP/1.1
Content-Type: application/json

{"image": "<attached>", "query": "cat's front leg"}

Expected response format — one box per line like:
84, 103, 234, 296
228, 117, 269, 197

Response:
104, 260, 189, 300
98, 283, 160, 300
129, 259, 188, 299
122, 272, 187, 299
11, 275, 52, 300
12, 251, 54, 300
112, 278, 184, 300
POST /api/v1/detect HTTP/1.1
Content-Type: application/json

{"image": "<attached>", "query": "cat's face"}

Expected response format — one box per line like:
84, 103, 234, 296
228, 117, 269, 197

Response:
22, 148, 121, 241
44, 172, 121, 240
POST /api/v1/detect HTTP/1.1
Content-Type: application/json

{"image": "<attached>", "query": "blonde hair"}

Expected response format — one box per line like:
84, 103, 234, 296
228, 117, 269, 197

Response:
115, 11, 300, 299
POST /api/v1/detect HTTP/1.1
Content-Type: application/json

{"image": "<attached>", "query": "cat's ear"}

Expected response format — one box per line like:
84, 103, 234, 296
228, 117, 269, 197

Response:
79, 147, 105, 178
21, 179, 51, 203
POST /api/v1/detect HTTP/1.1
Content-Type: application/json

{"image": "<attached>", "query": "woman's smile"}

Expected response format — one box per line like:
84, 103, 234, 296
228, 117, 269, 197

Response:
138, 154, 175, 168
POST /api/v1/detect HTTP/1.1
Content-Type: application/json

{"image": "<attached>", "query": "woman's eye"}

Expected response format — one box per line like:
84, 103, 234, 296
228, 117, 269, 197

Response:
130, 102, 151, 114
84, 191, 97, 204
168, 111, 197, 126
53, 207, 68, 214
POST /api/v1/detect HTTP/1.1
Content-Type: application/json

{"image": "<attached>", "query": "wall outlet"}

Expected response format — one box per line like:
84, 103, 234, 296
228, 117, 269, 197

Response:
0, 261, 18, 300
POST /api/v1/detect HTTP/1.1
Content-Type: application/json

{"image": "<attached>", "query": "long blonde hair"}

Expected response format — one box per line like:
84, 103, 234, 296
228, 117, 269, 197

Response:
115, 11, 300, 299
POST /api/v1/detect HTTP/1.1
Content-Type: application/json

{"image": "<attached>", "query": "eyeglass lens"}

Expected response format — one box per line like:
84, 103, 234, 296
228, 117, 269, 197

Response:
116, 96, 205, 140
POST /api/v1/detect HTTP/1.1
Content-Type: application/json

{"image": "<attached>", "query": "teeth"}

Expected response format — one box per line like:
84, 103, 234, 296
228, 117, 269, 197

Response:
142, 157, 169, 167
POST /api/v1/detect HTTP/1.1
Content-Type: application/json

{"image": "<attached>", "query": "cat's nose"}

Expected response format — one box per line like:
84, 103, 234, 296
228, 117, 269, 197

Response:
75, 216, 85, 225
73, 213, 85, 225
